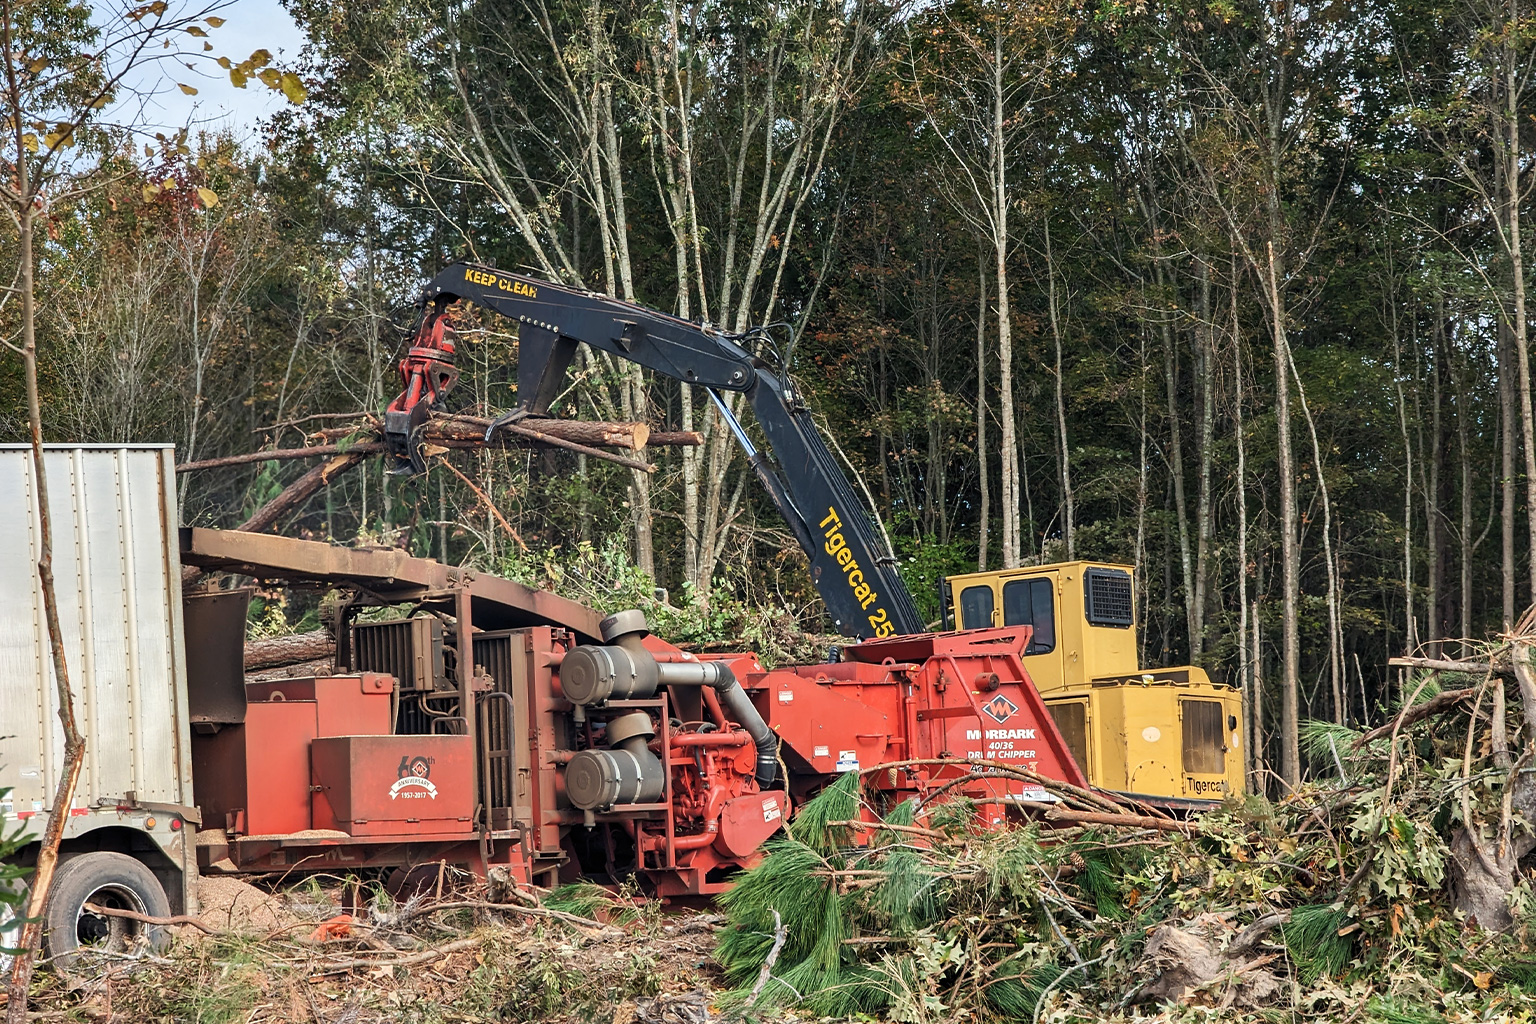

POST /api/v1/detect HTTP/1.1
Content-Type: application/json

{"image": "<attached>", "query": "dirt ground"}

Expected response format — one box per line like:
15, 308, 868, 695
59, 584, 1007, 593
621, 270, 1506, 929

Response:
23, 880, 736, 1024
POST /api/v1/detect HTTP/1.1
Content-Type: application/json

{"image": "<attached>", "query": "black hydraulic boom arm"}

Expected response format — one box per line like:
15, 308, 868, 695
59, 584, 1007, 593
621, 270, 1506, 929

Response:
385, 262, 924, 640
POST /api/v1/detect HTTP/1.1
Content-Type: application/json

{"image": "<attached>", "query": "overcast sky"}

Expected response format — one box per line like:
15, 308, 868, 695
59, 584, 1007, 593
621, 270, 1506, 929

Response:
110, 0, 307, 140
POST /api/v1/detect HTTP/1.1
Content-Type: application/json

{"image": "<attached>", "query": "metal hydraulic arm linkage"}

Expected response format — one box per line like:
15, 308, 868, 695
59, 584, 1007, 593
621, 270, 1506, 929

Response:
384, 262, 923, 639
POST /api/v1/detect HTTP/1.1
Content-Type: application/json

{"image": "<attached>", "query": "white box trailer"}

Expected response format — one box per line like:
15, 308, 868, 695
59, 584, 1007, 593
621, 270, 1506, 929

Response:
0, 445, 196, 959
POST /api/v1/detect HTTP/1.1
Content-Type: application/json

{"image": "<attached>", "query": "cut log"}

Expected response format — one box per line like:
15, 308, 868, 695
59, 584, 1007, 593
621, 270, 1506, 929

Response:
1386, 656, 1510, 678
177, 419, 700, 474
245, 630, 336, 671
180, 452, 367, 585
428, 413, 657, 451
238, 453, 367, 535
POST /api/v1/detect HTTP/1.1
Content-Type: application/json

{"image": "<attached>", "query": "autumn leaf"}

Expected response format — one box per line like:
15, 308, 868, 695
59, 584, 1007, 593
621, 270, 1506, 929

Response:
26, 57, 46, 73
21, 133, 36, 154
184, 25, 207, 37
196, 187, 219, 208
178, 82, 198, 95
230, 67, 247, 88
141, 184, 160, 202
278, 72, 307, 104
216, 55, 231, 69
248, 48, 273, 67
205, 15, 225, 26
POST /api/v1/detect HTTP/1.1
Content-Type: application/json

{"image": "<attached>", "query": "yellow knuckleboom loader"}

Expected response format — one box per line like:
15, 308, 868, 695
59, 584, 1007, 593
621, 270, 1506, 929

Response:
943, 561, 1244, 807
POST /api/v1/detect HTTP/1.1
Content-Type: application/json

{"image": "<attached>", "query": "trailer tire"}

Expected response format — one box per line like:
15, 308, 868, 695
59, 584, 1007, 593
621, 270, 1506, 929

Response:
44, 852, 170, 968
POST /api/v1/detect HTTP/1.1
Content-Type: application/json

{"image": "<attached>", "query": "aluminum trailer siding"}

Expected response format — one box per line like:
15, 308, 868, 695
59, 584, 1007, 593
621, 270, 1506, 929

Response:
0, 445, 196, 916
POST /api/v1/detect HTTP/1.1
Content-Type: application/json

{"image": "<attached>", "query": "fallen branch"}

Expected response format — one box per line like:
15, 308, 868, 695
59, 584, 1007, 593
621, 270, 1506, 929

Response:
436, 457, 529, 553
81, 903, 224, 937
828, 819, 946, 840
380, 898, 622, 937
1387, 656, 1509, 678
1351, 686, 1477, 749
306, 936, 481, 977
743, 910, 787, 1010
177, 443, 380, 472
1043, 807, 1195, 834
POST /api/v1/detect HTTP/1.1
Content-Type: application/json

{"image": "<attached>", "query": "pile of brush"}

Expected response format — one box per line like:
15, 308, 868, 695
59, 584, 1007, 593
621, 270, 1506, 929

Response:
714, 629, 1536, 1022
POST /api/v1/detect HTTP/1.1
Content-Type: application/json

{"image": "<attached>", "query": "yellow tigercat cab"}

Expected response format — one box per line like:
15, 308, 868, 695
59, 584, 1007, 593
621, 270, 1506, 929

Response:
943, 561, 1243, 806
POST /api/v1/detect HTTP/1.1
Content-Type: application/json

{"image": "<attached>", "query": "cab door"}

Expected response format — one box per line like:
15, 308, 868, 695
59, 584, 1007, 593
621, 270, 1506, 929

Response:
956, 581, 1000, 628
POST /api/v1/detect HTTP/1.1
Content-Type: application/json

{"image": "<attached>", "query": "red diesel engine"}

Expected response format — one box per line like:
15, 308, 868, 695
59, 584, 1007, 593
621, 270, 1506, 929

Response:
545, 611, 787, 894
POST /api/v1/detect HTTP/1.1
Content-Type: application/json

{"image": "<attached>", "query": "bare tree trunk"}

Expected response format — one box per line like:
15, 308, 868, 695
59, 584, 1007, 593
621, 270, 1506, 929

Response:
1044, 218, 1074, 558
1425, 309, 1445, 658
1266, 242, 1301, 790
1458, 348, 1475, 651
1193, 263, 1216, 661
1287, 341, 1342, 723
1504, 14, 1536, 608
4, 18, 85, 1009
977, 251, 990, 571
1162, 307, 1195, 659
993, 41, 1020, 569
1233, 258, 1252, 791
1501, 318, 1517, 630
1136, 324, 1150, 665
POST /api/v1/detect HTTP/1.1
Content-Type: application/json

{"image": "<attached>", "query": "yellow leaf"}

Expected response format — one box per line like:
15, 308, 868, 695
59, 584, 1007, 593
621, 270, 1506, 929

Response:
196, 187, 219, 208
21, 133, 36, 154
229, 67, 247, 88
248, 48, 273, 67
26, 56, 46, 73
177, 82, 198, 95
88, 94, 112, 109
1474, 971, 1494, 990
184, 25, 207, 37
141, 184, 160, 202
257, 67, 280, 89
204, 15, 225, 26
278, 71, 307, 104
216, 55, 231, 69
203, 42, 213, 51
162, 177, 176, 190
149, 1, 167, 13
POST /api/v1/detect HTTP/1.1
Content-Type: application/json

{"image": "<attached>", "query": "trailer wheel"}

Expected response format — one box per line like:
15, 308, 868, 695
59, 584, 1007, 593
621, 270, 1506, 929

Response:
44, 853, 170, 967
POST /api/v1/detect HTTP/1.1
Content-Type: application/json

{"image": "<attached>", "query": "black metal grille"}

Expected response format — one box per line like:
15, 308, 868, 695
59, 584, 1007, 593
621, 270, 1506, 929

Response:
1083, 568, 1133, 628
350, 617, 447, 692
473, 631, 519, 816
1048, 701, 1089, 772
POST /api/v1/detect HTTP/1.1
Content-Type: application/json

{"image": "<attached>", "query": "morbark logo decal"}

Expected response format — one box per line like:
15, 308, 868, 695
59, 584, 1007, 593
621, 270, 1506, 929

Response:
981, 694, 1020, 725
389, 755, 438, 800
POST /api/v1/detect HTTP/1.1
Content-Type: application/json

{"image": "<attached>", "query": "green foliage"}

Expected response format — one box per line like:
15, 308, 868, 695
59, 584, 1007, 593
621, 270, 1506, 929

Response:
1282, 904, 1353, 984
496, 537, 836, 667
0, 787, 30, 960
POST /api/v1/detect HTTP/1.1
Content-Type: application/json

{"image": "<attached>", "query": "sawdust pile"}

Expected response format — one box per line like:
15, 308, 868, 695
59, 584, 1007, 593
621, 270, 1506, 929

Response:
194, 876, 298, 936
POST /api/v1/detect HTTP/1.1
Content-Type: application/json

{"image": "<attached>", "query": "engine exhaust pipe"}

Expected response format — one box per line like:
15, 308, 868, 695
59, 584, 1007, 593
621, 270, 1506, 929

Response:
558, 610, 779, 788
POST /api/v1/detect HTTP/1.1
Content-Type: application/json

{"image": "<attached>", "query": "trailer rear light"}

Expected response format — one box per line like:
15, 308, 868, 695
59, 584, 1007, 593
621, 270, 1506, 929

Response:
170, 818, 182, 831
144, 817, 156, 829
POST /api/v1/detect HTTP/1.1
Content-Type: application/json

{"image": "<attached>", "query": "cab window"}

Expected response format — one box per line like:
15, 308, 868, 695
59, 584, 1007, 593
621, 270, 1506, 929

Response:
1003, 578, 1056, 655
959, 585, 995, 629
